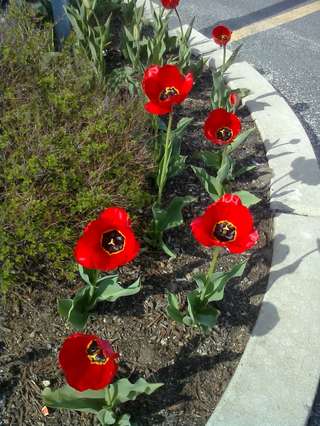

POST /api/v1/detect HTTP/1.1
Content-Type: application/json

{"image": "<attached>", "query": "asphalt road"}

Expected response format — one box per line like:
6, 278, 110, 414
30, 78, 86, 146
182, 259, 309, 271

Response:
169, 0, 320, 162
168, 0, 320, 424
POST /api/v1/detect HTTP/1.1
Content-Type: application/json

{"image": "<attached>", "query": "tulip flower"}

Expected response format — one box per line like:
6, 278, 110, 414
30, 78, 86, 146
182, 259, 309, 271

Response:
191, 194, 259, 254
204, 108, 241, 145
74, 207, 140, 271
142, 64, 193, 115
59, 333, 119, 391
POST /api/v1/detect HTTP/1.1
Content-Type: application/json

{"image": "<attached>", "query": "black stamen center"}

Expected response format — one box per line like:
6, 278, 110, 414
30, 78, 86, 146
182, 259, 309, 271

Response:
159, 86, 179, 101
86, 340, 99, 355
101, 230, 125, 255
213, 220, 237, 242
216, 127, 233, 142
86, 340, 107, 364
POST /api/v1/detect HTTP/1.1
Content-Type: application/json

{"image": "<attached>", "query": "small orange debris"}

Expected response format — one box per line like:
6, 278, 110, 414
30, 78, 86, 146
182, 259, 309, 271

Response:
41, 406, 49, 416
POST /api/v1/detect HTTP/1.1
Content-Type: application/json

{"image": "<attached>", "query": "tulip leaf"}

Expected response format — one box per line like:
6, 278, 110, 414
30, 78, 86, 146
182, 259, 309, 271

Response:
57, 298, 73, 318
194, 305, 220, 331
172, 117, 193, 141
226, 128, 254, 154
166, 292, 184, 324
217, 152, 233, 184
196, 150, 222, 171
185, 291, 220, 331
42, 385, 106, 413
168, 135, 187, 179
106, 379, 163, 407
193, 273, 207, 290
116, 414, 132, 426
220, 44, 242, 73
68, 310, 90, 331
96, 408, 117, 425
234, 87, 251, 98
152, 196, 195, 232
58, 285, 92, 330
78, 265, 99, 286
182, 315, 193, 326
94, 278, 141, 303
233, 164, 256, 178
192, 165, 224, 199
233, 190, 261, 207
160, 239, 177, 259
207, 261, 247, 302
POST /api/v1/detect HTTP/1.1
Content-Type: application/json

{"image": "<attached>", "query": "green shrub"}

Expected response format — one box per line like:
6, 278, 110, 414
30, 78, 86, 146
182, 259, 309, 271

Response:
0, 4, 154, 293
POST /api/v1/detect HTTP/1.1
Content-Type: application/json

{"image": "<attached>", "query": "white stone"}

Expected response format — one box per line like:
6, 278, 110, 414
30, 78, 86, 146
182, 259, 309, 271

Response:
207, 213, 320, 426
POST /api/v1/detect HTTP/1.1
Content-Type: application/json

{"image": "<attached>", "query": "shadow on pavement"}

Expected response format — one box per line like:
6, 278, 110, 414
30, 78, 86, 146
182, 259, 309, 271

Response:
200, 0, 310, 35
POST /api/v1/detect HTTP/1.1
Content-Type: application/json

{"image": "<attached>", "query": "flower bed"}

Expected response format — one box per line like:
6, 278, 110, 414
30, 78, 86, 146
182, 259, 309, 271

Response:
1, 2, 273, 425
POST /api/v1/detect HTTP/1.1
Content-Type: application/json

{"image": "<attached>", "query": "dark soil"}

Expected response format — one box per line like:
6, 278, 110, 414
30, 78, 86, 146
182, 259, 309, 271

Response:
0, 69, 273, 426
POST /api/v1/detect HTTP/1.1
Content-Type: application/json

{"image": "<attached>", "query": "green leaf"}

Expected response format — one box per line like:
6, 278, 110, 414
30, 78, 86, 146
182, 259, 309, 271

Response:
152, 196, 195, 233
168, 153, 187, 178
42, 385, 105, 413
117, 413, 132, 426
58, 298, 73, 318
68, 306, 90, 331
172, 117, 193, 141
185, 291, 219, 331
234, 87, 251, 98
221, 44, 242, 73
207, 261, 247, 302
182, 315, 193, 326
192, 165, 224, 199
97, 408, 117, 425
58, 285, 92, 330
217, 152, 233, 184
107, 379, 163, 406
233, 190, 261, 207
195, 305, 220, 331
193, 273, 207, 290
166, 292, 184, 324
160, 239, 176, 259
226, 128, 254, 154
186, 290, 202, 323
233, 164, 256, 178
196, 150, 222, 171
78, 265, 98, 286
94, 278, 141, 302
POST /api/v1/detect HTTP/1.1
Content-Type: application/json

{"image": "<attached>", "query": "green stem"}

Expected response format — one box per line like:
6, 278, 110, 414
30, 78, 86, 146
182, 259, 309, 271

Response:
88, 269, 99, 303
222, 45, 226, 68
157, 112, 173, 204
207, 246, 221, 282
200, 247, 221, 302
175, 8, 184, 39
105, 385, 113, 407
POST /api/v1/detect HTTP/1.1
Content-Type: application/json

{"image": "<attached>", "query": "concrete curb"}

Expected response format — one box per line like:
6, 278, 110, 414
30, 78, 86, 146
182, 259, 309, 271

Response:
139, 2, 320, 424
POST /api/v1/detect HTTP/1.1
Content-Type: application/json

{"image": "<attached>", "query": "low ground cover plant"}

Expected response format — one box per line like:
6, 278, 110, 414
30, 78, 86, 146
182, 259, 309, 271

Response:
0, 4, 153, 293
0, 0, 266, 424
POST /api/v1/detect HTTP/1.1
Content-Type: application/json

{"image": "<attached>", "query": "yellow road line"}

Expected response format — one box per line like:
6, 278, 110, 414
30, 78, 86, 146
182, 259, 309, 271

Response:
232, 1, 320, 41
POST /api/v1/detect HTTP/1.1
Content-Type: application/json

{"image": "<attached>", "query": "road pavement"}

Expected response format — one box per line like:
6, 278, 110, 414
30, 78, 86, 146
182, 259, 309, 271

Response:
169, 0, 320, 162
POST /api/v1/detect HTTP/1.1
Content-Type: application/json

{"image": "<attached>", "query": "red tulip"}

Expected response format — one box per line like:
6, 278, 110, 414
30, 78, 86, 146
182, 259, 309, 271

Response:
191, 194, 258, 254
161, 0, 180, 8
74, 207, 140, 271
229, 92, 239, 107
142, 64, 193, 115
204, 108, 241, 145
212, 25, 232, 46
59, 333, 119, 391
